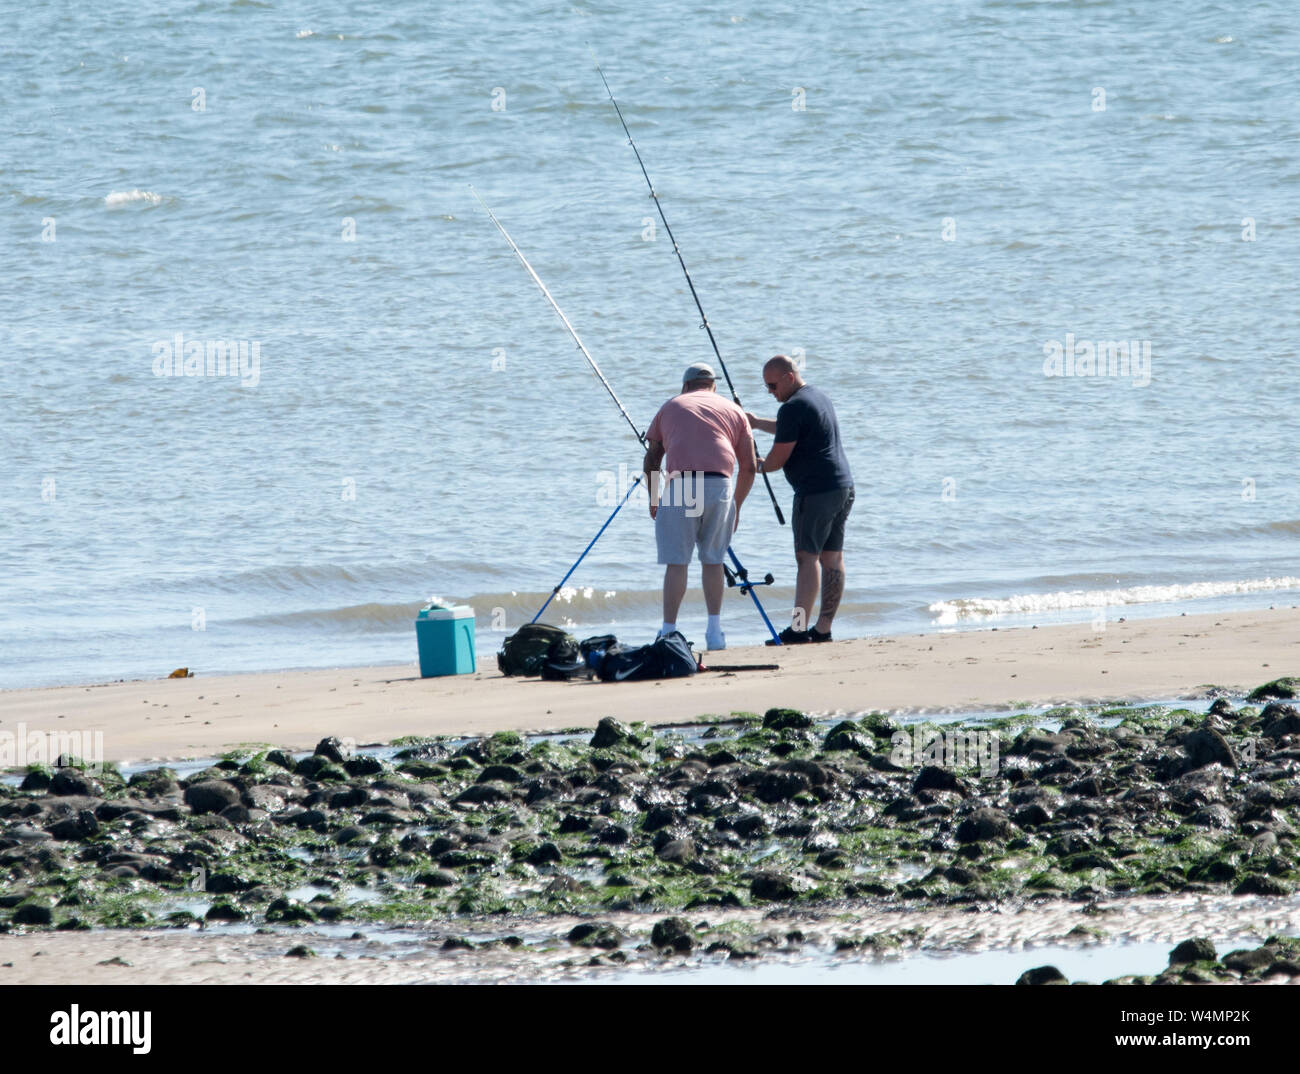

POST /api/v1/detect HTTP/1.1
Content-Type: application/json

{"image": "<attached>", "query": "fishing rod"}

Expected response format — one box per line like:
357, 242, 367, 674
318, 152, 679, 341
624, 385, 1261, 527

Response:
470, 185, 646, 449
531, 475, 643, 625
471, 186, 782, 643
594, 60, 787, 527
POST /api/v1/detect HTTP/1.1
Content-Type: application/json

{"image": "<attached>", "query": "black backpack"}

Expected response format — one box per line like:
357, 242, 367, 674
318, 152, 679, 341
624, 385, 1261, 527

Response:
497, 623, 580, 677
597, 631, 698, 683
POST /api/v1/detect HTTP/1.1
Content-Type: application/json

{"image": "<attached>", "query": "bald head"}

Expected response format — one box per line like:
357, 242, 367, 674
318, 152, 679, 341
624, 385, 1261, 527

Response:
764, 355, 799, 379
763, 355, 804, 402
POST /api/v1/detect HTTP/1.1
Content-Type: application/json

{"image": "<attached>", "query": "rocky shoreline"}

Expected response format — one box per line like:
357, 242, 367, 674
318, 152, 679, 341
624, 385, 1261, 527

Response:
3, 680, 1300, 984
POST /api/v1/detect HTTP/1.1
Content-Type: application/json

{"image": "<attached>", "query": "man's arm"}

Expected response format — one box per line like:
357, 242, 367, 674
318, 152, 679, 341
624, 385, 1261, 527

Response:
642, 439, 665, 519
762, 440, 796, 473
734, 426, 756, 511
745, 411, 778, 435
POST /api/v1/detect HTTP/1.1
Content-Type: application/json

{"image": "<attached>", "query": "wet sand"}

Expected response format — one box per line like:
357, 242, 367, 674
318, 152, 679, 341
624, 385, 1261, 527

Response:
2, 892, 1297, 985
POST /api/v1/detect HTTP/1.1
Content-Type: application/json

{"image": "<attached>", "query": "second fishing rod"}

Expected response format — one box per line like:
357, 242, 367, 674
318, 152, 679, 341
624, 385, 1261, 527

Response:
594, 60, 787, 527
470, 187, 782, 644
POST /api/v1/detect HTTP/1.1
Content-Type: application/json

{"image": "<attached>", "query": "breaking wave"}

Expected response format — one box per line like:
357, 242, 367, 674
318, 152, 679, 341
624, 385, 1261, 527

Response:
929, 577, 1300, 624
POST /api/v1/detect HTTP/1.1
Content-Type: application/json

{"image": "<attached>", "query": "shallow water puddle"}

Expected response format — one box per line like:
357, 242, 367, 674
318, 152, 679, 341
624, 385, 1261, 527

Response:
593, 935, 1265, 986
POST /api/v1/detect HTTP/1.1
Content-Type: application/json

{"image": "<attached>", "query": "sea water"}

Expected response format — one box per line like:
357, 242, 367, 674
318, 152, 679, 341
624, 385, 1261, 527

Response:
3, 1, 1299, 687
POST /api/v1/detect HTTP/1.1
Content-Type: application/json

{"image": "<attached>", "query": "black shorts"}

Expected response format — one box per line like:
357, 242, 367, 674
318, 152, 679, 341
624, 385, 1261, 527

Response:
792, 487, 854, 555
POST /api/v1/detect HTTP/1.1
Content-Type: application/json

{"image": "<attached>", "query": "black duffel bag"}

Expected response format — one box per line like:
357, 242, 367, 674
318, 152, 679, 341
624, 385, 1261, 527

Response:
597, 631, 698, 683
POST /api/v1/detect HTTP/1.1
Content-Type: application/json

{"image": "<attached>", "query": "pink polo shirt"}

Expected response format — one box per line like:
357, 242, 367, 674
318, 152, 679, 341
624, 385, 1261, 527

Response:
646, 390, 752, 476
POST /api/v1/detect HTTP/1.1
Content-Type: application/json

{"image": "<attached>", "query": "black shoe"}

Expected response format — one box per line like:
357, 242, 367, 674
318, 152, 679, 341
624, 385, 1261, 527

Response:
766, 626, 810, 646
808, 627, 832, 643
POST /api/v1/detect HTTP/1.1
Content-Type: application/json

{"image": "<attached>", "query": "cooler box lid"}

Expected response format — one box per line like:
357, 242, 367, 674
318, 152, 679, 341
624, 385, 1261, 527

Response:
417, 603, 475, 621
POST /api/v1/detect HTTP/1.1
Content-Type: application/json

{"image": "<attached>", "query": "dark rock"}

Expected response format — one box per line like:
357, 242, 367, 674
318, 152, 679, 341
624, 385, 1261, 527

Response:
294, 755, 331, 779
184, 780, 241, 815
643, 805, 683, 831
266, 898, 315, 923
314, 736, 355, 763
754, 769, 810, 804
1189, 858, 1237, 883
1233, 874, 1290, 896
913, 765, 964, 794
590, 717, 641, 750
526, 842, 562, 866
1222, 947, 1274, 973
1169, 938, 1217, 965
328, 786, 368, 809
1016, 965, 1068, 985
12, 903, 53, 926
731, 811, 768, 839
595, 823, 629, 845
750, 871, 796, 901
46, 810, 99, 841
1013, 804, 1051, 827
204, 903, 245, 922
656, 838, 696, 864
205, 872, 253, 894
282, 808, 328, 830
218, 804, 263, 825
1248, 678, 1300, 702
568, 922, 624, 949
265, 749, 297, 771
762, 708, 813, 731
359, 810, 410, 826
956, 808, 1013, 844
478, 764, 521, 783
414, 870, 458, 887
343, 755, 384, 778
650, 916, 694, 953
1262, 706, 1300, 739
1184, 728, 1237, 769
823, 722, 870, 753
1009, 730, 1068, 757
1188, 804, 1235, 829
558, 813, 590, 833
19, 770, 51, 791
49, 771, 103, 797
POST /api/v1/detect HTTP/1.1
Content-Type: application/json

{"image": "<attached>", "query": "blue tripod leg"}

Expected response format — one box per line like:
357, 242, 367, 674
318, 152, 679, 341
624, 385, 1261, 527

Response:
726, 545, 782, 644
532, 474, 644, 625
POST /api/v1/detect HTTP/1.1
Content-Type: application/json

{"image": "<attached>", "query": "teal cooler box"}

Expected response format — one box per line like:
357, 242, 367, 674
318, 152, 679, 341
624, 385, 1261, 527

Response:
415, 604, 476, 677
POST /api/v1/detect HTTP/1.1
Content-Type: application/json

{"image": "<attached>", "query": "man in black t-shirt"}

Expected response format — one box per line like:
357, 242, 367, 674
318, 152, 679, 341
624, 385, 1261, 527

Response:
746, 355, 854, 644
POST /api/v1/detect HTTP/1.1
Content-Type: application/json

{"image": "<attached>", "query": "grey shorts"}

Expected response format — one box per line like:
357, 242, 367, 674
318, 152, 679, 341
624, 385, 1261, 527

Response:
792, 486, 854, 555
655, 474, 734, 565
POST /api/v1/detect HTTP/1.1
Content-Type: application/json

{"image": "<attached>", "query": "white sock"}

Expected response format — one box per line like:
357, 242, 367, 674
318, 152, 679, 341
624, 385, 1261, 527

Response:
661, 621, 677, 635
707, 614, 721, 632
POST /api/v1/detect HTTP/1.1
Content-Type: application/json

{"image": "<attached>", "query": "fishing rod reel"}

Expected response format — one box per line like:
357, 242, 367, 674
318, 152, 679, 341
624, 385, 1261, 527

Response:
723, 562, 775, 595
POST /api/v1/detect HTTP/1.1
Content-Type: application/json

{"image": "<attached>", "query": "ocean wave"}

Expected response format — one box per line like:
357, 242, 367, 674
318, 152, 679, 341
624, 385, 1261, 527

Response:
104, 189, 163, 208
228, 587, 902, 635
929, 577, 1300, 624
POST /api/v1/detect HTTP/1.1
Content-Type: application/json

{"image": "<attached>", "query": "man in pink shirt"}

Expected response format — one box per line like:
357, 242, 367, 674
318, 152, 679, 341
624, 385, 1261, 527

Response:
642, 363, 756, 650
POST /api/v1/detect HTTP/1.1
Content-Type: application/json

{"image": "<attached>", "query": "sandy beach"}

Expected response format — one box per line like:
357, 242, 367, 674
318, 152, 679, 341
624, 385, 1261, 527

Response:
2, 607, 1297, 766
2, 605, 1299, 989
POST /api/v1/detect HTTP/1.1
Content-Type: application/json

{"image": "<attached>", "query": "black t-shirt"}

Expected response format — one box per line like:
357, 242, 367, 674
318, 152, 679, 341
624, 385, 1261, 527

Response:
773, 384, 853, 496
